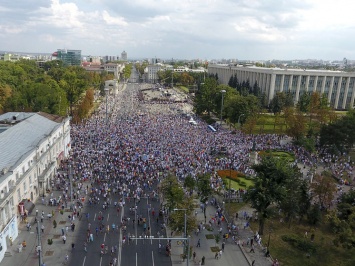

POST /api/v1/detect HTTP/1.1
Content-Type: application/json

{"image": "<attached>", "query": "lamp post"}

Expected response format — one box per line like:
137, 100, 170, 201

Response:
267, 227, 272, 248
104, 87, 109, 124
174, 208, 188, 266
220, 90, 226, 125
238, 113, 245, 128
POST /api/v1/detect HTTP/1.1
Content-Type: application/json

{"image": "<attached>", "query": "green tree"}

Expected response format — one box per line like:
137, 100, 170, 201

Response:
194, 77, 218, 115
168, 196, 196, 236
183, 175, 196, 194
279, 177, 311, 226
297, 92, 311, 113
160, 175, 185, 211
196, 173, 213, 203
285, 108, 307, 140
310, 171, 337, 210
123, 63, 132, 80
244, 155, 303, 235
327, 189, 355, 249
319, 109, 355, 153
59, 68, 87, 115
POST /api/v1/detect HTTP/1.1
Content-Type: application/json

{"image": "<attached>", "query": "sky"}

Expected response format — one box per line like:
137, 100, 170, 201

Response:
0, 0, 355, 60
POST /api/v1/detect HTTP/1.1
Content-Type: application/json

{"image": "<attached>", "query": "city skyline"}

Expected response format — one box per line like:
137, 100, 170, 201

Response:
1, 0, 355, 60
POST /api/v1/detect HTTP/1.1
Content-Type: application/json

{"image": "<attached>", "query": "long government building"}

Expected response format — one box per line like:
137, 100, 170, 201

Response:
208, 64, 355, 110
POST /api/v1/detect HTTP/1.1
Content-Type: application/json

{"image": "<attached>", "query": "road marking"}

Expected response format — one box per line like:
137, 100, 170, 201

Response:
104, 233, 106, 242
100, 256, 102, 266
147, 197, 152, 244
94, 213, 96, 221
117, 205, 125, 266
151, 251, 155, 266
107, 213, 110, 222
136, 252, 138, 266
135, 209, 137, 245
82, 256, 86, 266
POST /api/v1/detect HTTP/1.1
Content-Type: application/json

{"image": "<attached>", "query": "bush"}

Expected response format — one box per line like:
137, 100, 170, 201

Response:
281, 234, 317, 253
200, 115, 216, 125
217, 170, 246, 181
307, 204, 322, 226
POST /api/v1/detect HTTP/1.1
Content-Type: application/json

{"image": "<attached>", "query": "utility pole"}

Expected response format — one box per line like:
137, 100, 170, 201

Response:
37, 221, 43, 266
171, 71, 174, 89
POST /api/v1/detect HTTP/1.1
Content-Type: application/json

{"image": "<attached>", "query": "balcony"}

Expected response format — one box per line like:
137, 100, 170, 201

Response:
38, 161, 56, 182
0, 186, 15, 206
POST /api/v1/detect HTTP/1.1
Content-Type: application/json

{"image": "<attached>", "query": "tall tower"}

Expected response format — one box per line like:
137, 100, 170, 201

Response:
121, 51, 127, 61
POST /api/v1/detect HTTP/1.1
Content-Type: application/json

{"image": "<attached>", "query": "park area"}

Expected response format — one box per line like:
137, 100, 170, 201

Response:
217, 169, 254, 190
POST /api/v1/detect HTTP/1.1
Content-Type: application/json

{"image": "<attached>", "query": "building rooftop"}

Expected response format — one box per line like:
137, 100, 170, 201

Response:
0, 112, 62, 175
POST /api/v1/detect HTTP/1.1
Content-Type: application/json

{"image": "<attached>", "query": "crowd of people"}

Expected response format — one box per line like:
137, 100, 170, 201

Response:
52, 83, 353, 262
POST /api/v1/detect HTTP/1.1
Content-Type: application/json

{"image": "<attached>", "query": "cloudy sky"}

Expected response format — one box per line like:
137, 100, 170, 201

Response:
0, 0, 354, 60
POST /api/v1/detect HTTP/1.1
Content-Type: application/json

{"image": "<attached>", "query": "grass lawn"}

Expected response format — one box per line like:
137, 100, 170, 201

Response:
259, 150, 295, 162
248, 217, 355, 266
223, 177, 254, 190
178, 86, 189, 93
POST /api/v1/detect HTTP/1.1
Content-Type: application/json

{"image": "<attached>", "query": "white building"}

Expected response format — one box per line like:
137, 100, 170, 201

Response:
0, 112, 70, 261
104, 63, 125, 79
145, 64, 162, 83
208, 64, 355, 109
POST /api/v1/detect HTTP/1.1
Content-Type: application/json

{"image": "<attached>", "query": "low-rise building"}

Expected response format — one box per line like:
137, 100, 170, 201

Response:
0, 112, 70, 262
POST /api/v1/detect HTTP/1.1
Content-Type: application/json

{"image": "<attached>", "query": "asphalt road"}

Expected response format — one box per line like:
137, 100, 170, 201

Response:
68, 82, 171, 266
68, 189, 170, 266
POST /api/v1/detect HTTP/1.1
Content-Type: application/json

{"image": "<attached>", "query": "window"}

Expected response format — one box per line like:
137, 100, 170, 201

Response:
29, 176, 32, 185
17, 189, 21, 200
23, 181, 27, 192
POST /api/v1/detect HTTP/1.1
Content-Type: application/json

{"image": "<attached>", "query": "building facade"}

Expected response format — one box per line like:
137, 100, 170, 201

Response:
56, 49, 81, 66
208, 64, 355, 109
0, 112, 71, 261
121, 51, 127, 61
145, 64, 162, 83
104, 63, 125, 79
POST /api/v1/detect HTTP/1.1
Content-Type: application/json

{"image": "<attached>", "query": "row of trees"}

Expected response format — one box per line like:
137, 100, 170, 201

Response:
160, 173, 213, 235
245, 154, 354, 249
157, 70, 205, 87
194, 75, 355, 153
0, 59, 115, 118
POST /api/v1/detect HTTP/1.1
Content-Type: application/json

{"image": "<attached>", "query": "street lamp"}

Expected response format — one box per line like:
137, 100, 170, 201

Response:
238, 113, 245, 128
174, 208, 189, 266
267, 227, 273, 248
220, 90, 226, 125
104, 87, 109, 124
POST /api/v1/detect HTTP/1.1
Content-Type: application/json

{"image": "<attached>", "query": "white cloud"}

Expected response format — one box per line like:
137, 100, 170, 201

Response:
0, 0, 355, 59
102, 10, 127, 26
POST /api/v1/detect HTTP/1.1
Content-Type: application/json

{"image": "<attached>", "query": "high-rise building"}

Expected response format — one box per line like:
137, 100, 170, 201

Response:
55, 49, 81, 66
103, 55, 119, 62
121, 51, 127, 61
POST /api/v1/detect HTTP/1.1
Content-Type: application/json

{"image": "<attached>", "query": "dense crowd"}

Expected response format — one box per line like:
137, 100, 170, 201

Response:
51, 84, 353, 261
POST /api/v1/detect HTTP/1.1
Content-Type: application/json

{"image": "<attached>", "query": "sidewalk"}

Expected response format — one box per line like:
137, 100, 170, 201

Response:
168, 198, 272, 266
2, 179, 89, 266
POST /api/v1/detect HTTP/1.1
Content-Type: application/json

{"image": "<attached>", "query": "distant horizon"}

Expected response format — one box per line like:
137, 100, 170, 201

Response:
0, 50, 351, 63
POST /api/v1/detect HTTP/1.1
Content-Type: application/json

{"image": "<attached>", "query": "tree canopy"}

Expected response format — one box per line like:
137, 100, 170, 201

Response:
244, 155, 308, 234
319, 109, 355, 153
